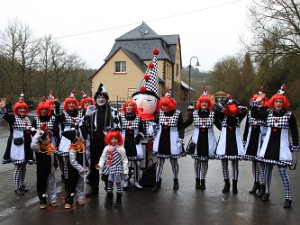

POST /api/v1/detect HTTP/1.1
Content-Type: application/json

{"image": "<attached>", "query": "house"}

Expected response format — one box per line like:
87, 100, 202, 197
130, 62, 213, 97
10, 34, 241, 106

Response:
90, 22, 191, 102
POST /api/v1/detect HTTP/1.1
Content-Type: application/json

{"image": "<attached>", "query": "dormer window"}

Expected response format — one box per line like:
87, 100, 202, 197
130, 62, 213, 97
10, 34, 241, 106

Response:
115, 61, 126, 73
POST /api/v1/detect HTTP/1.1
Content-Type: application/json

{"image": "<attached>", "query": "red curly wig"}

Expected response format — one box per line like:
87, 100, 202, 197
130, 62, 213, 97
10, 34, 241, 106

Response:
80, 97, 94, 110
223, 102, 239, 116
122, 100, 138, 114
196, 95, 214, 110
268, 94, 290, 109
13, 102, 29, 115
36, 101, 51, 116
104, 130, 124, 146
159, 96, 176, 112
63, 97, 79, 111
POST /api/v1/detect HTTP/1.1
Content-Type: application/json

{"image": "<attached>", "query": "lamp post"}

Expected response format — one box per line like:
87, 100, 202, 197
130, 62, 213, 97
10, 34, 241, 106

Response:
188, 56, 200, 105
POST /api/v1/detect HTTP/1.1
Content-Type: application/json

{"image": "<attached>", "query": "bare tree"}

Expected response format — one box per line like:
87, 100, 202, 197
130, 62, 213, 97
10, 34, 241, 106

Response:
248, 0, 300, 57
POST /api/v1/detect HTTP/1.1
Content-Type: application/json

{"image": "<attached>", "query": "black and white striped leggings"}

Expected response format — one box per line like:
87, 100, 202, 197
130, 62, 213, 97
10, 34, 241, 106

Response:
251, 161, 265, 184
194, 159, 208, 180
264, 164, 292, 200
221, 159, 239, 180
155, 157, 179, 182
14, 164, 26, 190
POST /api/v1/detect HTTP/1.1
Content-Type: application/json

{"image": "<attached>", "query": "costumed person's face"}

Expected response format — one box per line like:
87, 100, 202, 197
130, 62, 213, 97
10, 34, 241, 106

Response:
40, 108, 48, 116
84, 101, 92, 110
111, 137, 118, 146
133, 93, 157, 115
17, 107, 27, 116
274, 99, 283, 110
96, 95, 107, 106
125, 103, 134, 114
201, 101, 209, 109
67, 101, 76, 110
161, 104, 169, 112
49, 102, 55, 111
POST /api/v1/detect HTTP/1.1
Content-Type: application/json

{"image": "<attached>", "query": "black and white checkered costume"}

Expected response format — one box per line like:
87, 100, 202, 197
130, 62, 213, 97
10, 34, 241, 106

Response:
120, 114, 144, 161
1, 110, 33, 191
153, 109, 184, 158
257, 110, 293, 166
188, 110, 217, 160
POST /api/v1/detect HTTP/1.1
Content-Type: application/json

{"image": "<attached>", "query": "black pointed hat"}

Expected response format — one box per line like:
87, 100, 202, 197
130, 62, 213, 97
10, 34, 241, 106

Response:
94, 83, 109, 100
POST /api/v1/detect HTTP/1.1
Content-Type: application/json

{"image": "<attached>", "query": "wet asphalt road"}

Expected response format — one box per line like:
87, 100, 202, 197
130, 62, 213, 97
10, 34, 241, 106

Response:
0, 120, 300, 225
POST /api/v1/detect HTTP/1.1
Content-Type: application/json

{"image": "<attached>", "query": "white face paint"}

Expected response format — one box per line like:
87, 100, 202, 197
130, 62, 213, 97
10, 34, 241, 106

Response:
96, 96, 107, 106
132, 93, 157, 115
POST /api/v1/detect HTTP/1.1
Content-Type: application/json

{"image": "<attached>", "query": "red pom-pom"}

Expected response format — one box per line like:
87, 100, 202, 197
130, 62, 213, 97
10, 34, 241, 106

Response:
140, 86, 147, 93
144, 74, 150, 81
148, 62, 154, 68
153, 48, 159, 55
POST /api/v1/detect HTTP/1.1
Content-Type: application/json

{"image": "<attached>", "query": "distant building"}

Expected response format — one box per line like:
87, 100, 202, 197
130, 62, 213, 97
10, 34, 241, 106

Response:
90, 22, 191, 102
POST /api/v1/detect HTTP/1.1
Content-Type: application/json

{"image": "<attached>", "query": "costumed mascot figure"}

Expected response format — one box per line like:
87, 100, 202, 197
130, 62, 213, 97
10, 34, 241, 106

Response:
132, 48, 160, 169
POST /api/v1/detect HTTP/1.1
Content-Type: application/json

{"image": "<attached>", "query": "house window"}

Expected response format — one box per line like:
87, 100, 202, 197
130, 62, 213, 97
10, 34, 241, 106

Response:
115, 61, 126, 73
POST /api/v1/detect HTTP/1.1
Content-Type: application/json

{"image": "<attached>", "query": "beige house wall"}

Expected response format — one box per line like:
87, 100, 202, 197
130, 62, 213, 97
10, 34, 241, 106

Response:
91, 49, 144, 101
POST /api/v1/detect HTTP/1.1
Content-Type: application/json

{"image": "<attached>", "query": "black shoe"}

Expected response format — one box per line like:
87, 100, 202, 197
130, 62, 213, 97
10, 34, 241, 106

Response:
152, 179, 162, 192
222, 179, 230, 193
283, 199, 292, 209
195, 178, 201, 189
232, 180, 238, 195
15, 189, 24, 196
249, 182, 260, 194
200, 179, 206, 190
20, 185, 29, 192
85, 189, 99, 197
261, 193, 270, 201
173, 179, 179, 190
257, 184, 265, 198
114, 193, 122, 207
105, 192, 113, 208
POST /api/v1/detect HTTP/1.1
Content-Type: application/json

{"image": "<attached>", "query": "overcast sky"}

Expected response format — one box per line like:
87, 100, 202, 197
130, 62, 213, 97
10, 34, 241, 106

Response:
0, 0, 252, 71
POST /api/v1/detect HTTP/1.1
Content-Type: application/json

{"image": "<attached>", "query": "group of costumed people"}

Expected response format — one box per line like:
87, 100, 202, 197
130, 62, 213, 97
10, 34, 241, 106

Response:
0, 48, 299, 210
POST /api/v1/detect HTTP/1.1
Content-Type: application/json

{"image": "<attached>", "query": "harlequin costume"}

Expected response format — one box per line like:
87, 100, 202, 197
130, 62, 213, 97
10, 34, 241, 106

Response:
243, 86, 269, 196
57, 90, 82, 188
120, 100, 144, 189
97, 130, 129, 207
84, 83, 120, 197
0, 94, 34, 195
215, 95, 247, 194
31, 123, 58, 209
151, 90, 185, 192
257, 85, 299, 208
184, 89, 221, 190
61, 130, 88, 209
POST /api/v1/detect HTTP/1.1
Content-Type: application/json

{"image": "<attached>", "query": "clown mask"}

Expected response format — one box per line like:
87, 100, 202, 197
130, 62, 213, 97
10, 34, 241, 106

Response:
133, 93, 157, 120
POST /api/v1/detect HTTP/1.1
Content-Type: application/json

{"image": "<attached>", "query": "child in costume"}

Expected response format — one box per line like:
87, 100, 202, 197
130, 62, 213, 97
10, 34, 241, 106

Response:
61, 130, 88, 209
31, 124, 57, 209
96, 129, 128, 207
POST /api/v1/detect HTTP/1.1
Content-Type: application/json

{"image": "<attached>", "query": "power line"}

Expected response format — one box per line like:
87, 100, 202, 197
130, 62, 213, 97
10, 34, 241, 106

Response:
53, 0, 244, 40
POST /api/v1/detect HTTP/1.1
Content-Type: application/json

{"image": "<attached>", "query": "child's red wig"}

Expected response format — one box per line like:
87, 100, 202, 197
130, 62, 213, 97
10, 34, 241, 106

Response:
105, 130, 124, 146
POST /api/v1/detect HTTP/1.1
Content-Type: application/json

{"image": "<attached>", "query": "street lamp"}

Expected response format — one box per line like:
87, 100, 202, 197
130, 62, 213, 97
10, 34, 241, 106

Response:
188, 56, 200, 105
